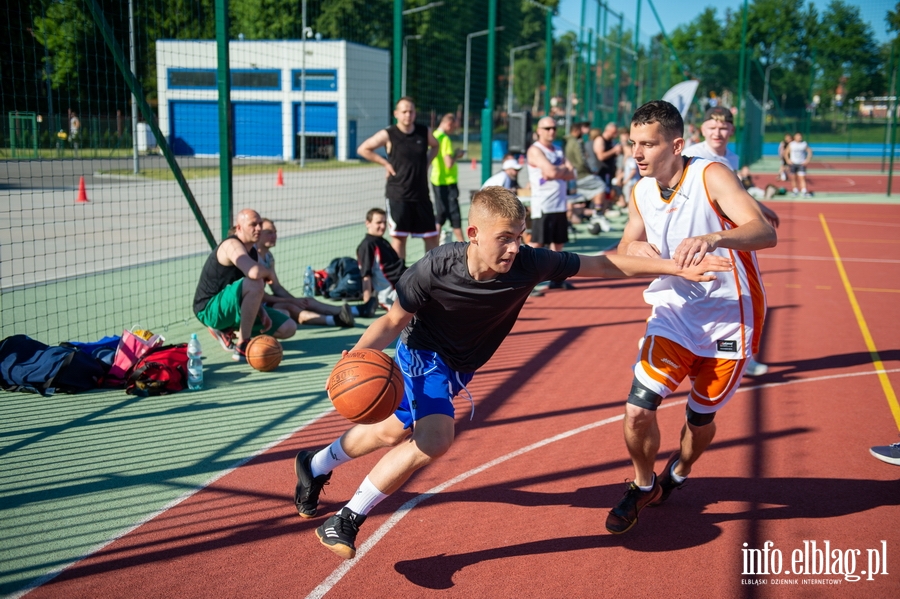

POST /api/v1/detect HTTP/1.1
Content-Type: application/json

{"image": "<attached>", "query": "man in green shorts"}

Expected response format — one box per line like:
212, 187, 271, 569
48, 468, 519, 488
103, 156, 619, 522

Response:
193, 208, 297, 360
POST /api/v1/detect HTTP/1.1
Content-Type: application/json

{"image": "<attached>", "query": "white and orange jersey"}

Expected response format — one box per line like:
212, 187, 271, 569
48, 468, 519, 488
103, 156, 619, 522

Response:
632, 157, 766, 359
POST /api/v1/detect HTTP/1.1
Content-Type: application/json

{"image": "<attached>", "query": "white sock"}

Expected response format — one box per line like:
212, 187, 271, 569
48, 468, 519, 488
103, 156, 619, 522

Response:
801, 188, 807, 194
670, 460, 687, 484
637, 474, 656, 492
324, 315, 336, 326
793, 188, 799, 193
345, 476, 389, 516
311, 439, 351, 478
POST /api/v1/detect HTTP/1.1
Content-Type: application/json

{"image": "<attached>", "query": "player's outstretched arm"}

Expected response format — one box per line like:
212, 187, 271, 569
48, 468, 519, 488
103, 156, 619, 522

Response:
577, 252, 732, 282
350, 301, 414, 354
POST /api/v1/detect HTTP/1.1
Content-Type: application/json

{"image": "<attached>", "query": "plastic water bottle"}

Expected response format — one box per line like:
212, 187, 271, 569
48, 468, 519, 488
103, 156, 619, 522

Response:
187, 333, 203, 391
303, 265, 315, 297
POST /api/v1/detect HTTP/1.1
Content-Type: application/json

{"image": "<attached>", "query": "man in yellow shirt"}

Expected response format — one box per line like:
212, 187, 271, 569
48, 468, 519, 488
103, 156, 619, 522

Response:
430, 113, 466, 242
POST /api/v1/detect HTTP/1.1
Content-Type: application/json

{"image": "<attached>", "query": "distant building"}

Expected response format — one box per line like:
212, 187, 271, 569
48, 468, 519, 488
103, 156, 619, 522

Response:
156, 40, 389, 161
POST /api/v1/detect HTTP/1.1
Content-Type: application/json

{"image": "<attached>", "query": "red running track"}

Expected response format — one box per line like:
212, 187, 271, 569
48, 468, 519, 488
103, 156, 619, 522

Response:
26, 202, 900, 599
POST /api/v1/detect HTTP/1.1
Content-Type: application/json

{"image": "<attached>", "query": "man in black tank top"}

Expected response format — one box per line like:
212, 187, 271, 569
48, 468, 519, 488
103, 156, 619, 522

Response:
357, 97, 439, 261
193, 209, 296, 360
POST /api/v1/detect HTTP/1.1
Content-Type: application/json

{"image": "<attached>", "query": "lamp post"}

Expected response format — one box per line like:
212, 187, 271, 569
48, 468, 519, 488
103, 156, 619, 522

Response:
761, 62, 776, 139
401, 34, 422, 97
507, 42, 541, 117
464, 26, 504, 153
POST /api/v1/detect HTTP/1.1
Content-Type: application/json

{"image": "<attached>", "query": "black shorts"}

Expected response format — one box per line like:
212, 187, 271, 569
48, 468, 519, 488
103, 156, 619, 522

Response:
789, 164, 806, 175
530, 212, 569, 245
433, 183, 461, 228
386, 197, 439, 237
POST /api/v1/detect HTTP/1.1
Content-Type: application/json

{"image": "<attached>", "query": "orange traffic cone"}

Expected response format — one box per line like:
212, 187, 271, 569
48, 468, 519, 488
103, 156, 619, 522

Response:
76, 176, 89, 203
275, 168, 284, 187
470, 159, 477, 170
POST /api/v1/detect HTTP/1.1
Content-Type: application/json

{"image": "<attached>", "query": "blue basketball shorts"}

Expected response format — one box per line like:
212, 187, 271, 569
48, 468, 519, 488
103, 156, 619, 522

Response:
394, 342, 474, 429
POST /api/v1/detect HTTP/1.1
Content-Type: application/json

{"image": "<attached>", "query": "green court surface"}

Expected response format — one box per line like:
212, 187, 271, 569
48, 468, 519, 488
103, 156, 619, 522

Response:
0, 206, 623, 597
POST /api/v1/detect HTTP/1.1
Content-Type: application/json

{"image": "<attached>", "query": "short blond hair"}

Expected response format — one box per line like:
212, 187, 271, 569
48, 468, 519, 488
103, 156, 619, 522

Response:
470, 186, 525, 223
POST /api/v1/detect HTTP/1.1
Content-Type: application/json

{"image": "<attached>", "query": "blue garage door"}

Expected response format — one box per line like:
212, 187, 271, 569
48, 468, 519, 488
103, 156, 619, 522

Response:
234, 102, 282, 158
170, 101, 218, 156
293, 102, 338, 159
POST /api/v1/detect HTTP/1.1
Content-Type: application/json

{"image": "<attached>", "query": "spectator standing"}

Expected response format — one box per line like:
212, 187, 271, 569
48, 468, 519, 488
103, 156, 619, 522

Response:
357, 97, 440, 261
786, 132, 813, 197
430, 113, 466, 243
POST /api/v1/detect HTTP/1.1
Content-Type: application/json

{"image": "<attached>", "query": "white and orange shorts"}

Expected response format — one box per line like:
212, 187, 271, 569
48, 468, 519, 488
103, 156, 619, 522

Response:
633, 335, 748, 414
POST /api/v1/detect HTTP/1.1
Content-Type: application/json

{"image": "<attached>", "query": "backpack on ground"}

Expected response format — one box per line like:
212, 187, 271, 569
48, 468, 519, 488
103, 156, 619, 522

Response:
0, 334, 106, 396
125, 344, 189, 397
322, 257, 363, 300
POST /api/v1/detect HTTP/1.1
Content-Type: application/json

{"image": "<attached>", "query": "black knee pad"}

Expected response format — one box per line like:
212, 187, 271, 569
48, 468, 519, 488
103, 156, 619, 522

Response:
626, 378, 663, 411
686, 406, 716, 427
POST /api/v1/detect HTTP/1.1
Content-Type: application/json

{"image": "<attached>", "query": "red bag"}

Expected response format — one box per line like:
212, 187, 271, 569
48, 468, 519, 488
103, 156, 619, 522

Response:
125, 344, 189, 396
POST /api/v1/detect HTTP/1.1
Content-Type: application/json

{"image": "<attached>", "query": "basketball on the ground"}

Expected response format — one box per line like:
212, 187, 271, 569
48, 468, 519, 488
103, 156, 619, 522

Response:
327, 348, 404, 424
246, 335, 283, 372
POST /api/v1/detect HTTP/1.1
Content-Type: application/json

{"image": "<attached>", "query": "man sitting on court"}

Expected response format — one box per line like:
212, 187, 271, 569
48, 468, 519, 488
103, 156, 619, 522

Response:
357, 208, 405, 313
256, 218, 356, 328
193, 208, 297, 361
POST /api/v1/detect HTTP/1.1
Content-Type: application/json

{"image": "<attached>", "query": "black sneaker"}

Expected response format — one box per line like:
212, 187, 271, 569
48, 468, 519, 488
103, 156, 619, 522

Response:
548, 280, 576, 290
605, 479, 662, 534
316, 507, 366, 559
358, 297, 379, 318
652, 451, 686, 506
294, 450, 332, 518
334, 303, 355, 328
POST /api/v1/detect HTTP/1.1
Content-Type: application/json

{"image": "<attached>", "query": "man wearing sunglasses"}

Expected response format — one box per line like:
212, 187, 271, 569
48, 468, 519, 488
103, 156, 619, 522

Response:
524, 117, 578, 289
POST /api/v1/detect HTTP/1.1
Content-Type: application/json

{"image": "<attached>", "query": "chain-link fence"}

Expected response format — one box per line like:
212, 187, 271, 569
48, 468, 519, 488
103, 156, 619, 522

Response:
1, 0, 895, 344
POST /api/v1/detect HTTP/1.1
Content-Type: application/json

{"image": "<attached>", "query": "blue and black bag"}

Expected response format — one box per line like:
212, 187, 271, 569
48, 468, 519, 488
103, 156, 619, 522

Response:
0, 335, 106, 396
323, 257, 363, 300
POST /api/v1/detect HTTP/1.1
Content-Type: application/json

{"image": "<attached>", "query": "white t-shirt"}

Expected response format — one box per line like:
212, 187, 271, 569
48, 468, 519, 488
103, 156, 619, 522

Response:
526, 142, 567, 217
788, 140, 809, 164
682, 140, 739, 172
482, 171, 515, 190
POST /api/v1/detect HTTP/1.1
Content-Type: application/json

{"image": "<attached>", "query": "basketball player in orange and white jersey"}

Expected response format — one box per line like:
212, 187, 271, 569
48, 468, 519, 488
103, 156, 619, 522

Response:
605, 100, 777, 535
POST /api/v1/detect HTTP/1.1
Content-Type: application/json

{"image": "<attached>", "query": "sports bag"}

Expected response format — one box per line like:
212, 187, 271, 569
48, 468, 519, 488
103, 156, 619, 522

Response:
0, 334, 105, 396
322, 257, 363, 300
125, 344, 189, 397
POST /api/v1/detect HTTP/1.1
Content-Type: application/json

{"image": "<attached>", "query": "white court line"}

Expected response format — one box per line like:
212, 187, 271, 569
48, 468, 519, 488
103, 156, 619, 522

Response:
779, 215, 900, 228
305, 367, 900, 598
9, 411, 337, 599
760, 254, 900, 264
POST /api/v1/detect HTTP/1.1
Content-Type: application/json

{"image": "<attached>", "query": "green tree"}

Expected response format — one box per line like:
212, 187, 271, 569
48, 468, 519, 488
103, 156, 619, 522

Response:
818, 1, 883, 105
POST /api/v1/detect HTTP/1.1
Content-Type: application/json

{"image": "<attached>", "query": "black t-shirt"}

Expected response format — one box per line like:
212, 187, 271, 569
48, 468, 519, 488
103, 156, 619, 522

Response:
357, 234, 406, 285
397, 242, 580, 372
192, 236, 257, 315
385, 124, 430, 202
597, 136, 617, 178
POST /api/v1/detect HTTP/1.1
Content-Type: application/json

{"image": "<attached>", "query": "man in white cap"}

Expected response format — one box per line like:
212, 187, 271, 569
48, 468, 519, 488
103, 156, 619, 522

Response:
482, 155, 523, 191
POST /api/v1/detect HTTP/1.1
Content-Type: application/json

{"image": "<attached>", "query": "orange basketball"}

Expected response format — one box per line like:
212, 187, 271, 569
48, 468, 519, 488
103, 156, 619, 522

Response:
246, 335, 283, 372
327, 348, 404, 424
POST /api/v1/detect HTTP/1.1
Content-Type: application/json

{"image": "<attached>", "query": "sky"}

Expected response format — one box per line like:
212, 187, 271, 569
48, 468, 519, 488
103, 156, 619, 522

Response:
555, 0, 895, 45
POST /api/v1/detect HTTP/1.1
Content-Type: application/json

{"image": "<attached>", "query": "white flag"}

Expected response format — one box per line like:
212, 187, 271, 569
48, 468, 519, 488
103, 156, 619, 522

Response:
662, 80, 699, 119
